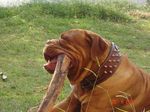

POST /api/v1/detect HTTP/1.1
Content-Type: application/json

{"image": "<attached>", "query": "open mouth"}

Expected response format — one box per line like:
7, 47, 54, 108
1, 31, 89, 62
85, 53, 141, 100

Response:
39, 54, 71, 111
44, 53, 58, 74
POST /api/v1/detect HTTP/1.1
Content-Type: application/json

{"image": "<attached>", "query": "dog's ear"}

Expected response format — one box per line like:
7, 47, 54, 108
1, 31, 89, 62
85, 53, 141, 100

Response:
85, 30, 108, 60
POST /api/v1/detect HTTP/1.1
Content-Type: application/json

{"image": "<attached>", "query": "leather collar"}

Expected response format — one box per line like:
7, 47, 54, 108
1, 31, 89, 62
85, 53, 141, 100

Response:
80, 42, 121, 90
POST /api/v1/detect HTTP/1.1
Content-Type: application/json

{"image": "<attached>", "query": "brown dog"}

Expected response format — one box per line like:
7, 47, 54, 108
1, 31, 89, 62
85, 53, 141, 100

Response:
43, 29, 150, 112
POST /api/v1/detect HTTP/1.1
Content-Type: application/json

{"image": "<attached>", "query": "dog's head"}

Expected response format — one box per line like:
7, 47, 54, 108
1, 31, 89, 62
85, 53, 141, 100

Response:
43, 29, 110, 84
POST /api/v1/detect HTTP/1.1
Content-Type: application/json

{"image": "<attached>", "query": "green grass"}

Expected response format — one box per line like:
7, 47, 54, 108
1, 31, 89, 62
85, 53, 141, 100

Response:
0, 1, 150, 112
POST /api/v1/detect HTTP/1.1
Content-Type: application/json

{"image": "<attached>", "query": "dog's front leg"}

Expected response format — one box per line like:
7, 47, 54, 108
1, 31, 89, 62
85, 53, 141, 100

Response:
51, 92, 81, 112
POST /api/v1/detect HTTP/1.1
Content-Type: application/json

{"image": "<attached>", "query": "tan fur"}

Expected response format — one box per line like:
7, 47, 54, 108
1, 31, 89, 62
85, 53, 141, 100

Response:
43, 29, 150, 112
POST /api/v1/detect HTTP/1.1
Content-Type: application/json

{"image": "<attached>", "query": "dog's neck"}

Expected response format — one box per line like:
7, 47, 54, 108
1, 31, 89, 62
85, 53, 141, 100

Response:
80, 42, 121, 90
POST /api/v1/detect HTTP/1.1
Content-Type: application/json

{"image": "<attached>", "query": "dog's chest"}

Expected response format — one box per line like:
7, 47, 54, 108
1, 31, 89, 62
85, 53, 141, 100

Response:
70, 84, 89, 102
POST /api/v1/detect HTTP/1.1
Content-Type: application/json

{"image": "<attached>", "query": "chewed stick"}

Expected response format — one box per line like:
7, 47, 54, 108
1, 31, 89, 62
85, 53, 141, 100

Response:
37, 55, 70, 112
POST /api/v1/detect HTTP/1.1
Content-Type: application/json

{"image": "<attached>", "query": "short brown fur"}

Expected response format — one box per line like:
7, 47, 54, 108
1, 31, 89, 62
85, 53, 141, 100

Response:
43, 29, 150, 112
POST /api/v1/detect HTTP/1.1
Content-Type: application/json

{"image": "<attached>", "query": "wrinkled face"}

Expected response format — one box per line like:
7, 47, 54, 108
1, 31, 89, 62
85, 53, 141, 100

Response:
43, 29, 108, 84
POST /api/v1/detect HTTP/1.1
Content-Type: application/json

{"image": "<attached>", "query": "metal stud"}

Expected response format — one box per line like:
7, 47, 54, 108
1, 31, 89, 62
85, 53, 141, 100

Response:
117, 59, 120, 62
113, 60, 116, 62
115, 54, 119, 56
115, 45, 119, 50
114, 65, 117, 68
109, 65, 112, 68
109, 71, 113, 73
114, 49, 117, 52
104, 71, 108, 74
109, 60, 112, 62
104, 65, 108, 68
112, 54, 115, 57
116, 54, 120, 56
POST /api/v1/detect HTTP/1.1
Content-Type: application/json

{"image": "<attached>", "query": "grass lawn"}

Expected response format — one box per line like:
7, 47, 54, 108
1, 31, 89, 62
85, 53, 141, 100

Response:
0, 2, 150, 112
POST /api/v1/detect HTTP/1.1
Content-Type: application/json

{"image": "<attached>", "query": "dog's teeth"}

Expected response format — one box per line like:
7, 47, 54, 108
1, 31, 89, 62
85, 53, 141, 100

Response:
48, 60, 51, 63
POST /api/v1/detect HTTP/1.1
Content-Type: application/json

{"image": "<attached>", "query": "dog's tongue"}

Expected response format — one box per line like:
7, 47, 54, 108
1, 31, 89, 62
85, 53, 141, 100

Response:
44, 59, 57, 74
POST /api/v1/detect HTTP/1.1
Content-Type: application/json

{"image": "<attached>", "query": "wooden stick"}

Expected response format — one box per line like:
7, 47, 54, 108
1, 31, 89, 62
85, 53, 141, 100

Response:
37, 55, 70, 112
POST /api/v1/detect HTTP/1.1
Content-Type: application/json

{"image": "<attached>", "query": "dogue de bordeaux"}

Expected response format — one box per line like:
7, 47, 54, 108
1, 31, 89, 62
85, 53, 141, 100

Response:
43, 29, 150, 112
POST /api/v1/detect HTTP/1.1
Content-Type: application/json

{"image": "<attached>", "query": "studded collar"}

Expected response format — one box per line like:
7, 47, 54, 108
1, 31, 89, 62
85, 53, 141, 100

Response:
80, 42, 121, 90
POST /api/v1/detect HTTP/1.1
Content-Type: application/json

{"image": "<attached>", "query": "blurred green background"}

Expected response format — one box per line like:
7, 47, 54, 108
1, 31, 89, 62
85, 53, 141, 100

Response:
0, 0, 150, 111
